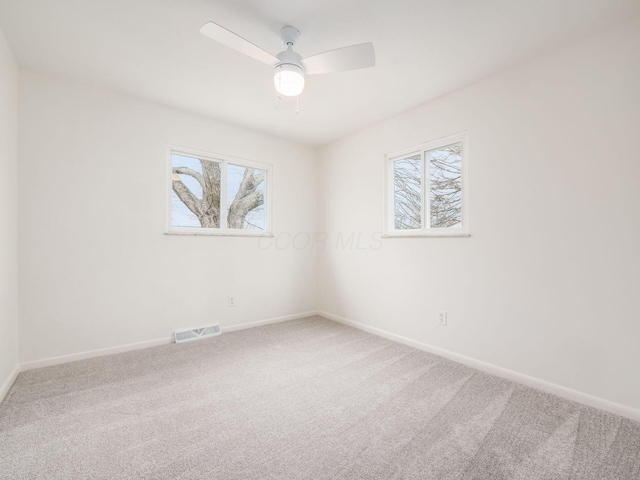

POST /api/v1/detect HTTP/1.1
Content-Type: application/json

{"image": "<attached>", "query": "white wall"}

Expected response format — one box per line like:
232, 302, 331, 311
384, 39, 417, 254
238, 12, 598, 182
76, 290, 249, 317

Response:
18, 70, 318, 363
318, 19, 640, 411
0, 28, 19, 394
11, 16, 640, 415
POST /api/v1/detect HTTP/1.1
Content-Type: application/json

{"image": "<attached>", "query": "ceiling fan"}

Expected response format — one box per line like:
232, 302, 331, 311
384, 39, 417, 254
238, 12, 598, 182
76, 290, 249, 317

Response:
199, 22, 376, 98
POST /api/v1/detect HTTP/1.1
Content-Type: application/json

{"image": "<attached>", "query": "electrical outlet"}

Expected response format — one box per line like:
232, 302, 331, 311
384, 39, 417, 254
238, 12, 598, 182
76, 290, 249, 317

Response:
228, 295, 236, 307
438, 311, 447, 326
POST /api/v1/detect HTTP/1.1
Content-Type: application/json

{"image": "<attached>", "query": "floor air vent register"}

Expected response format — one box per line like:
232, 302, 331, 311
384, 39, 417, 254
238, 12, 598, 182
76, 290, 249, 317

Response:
174, 324, 221, 343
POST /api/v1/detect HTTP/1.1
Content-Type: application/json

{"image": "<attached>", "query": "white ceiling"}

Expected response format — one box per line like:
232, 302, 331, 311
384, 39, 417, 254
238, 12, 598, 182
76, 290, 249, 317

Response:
1, 0, 639, 146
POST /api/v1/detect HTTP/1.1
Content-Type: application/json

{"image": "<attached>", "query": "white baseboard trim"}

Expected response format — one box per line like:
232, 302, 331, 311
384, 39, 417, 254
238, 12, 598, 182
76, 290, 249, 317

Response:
320, 310, 640, 422
20, 336, 173, 372
222, 311, 319, 333
0, 363, 21, 405
18, 311, 319, 373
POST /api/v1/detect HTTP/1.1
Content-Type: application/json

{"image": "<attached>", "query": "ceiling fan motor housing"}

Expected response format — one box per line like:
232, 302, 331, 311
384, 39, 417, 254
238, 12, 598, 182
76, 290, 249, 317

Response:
275, 48, 304, 75
280, 26, 300, 47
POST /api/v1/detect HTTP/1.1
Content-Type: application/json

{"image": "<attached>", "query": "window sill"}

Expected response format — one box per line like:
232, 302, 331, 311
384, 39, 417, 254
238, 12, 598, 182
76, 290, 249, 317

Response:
165, 230, 274, 238
382, 231, 470, 238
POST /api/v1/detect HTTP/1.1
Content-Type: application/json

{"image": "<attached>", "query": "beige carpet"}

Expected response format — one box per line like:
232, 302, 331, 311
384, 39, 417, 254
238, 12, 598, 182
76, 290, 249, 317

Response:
1, 316, 639, 479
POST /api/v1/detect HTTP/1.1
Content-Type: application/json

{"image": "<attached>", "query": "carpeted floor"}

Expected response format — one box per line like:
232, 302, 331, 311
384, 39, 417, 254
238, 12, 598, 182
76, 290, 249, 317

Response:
1, 316, 639, 479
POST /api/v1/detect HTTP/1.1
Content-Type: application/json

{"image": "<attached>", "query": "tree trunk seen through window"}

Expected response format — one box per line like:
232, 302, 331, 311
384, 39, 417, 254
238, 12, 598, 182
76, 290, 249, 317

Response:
172, 158, 265, 229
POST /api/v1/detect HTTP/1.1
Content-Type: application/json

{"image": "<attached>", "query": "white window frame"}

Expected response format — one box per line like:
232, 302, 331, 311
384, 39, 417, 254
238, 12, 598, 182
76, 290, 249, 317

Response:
166, 145, 273, 236
384, 132, 469, 237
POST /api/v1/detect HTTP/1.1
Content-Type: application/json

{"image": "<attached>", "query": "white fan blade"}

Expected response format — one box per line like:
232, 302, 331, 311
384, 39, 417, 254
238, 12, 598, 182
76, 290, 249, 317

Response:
303, 43, 375, 75
199, 22, 278, 66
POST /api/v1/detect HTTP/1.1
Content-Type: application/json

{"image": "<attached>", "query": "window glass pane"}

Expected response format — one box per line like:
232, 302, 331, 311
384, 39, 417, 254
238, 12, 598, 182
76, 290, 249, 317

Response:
171, 153, 221, 228
428, 142, 462, 228
393, 154, 422, 230
227, 164, 266, 230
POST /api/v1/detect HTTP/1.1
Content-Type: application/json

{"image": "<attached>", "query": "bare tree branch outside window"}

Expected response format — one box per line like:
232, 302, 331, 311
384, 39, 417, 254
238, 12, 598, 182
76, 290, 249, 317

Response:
394, 154, 422, 230
171, 154, 266, 230
429, 143, 462, 228
392, 142, 462, 230
226, 164, 265, 230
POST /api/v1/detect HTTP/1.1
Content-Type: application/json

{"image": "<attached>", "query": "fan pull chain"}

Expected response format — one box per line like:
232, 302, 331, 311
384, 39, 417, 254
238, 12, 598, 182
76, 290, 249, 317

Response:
296, 95, 299, 114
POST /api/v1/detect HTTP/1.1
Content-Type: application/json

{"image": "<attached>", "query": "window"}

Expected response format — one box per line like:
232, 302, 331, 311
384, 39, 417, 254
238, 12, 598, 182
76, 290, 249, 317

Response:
167, 147, 271, 235
385, 133, 467, 236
